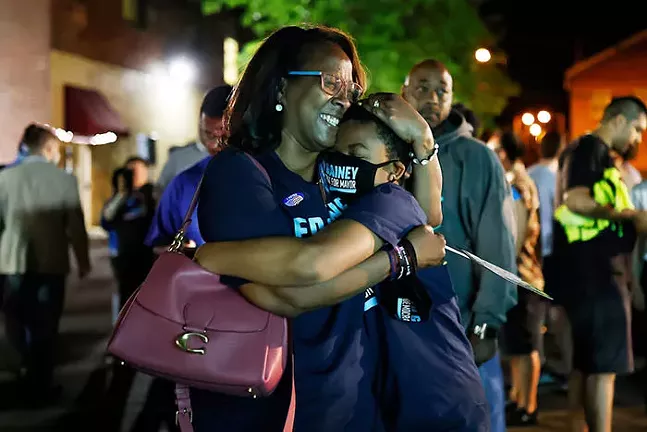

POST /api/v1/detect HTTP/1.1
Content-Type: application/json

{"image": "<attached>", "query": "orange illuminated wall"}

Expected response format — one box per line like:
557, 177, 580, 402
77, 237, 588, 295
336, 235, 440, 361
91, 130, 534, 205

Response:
565, 31, 647, 174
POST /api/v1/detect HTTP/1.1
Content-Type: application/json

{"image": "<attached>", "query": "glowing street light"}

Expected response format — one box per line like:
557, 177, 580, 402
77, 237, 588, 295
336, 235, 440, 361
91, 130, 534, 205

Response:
475, 48, 492, 63
529, 123, 542, 137
537, 110, 551, 123
521, 112, 535, 126
169, 57, 197, 83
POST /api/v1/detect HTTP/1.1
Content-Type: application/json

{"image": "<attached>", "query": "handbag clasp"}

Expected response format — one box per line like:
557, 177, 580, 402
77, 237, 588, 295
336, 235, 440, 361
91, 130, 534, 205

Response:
175, 331, 209, 355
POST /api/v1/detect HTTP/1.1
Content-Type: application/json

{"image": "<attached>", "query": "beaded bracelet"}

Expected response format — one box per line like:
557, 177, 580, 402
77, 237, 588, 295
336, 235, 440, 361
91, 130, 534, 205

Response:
409, 143, 440, 166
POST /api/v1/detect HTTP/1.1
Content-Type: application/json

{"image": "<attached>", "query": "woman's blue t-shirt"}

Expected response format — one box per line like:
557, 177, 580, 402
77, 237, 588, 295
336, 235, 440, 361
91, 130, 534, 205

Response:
195, 148, 380, 432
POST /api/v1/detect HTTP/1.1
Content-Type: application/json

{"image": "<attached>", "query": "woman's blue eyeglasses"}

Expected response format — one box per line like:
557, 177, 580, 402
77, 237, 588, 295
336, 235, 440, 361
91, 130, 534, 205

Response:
287, 71, 363, 103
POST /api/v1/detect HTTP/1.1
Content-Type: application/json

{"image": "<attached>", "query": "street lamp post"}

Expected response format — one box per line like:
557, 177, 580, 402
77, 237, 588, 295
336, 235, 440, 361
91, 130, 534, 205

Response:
529, 123, 542, 138
474, 47, 507, 66
475, 48, 492, 63
521, 112, 535, 126
537, 110, 551, 123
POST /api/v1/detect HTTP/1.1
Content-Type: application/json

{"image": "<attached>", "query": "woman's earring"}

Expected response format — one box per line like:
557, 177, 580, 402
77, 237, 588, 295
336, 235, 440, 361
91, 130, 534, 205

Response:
275, 103, 283, 112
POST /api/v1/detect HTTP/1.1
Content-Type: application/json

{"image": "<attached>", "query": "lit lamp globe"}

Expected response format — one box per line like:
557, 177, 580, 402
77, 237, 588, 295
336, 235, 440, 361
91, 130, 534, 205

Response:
529, 123, 542, 137
169, 57, 197, 83
537, 110, 551, 123
475, 48, 492, 63
521, 112, 535, 126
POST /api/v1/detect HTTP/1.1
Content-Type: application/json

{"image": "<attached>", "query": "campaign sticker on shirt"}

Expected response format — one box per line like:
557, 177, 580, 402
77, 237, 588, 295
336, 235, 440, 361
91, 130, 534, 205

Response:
282, 192, 305, 207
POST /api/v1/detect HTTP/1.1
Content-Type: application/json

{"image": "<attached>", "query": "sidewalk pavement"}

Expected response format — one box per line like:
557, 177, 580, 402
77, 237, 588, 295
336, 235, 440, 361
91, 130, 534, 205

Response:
0, 240, 155, 431
1, 241, 646, 431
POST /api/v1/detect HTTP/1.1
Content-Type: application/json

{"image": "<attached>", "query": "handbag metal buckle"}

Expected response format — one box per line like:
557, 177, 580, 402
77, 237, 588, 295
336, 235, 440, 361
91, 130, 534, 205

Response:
168, 231, 186, 253
175, 408, 193, 425
175, 331, 209, 355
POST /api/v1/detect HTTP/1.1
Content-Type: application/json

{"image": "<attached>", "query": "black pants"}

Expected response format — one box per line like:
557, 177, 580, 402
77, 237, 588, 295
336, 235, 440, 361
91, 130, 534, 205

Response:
0, 274, 5, 310
639, 262, 647, 407
105, 258, 178, 432
111, 258, 152, 309
2, 273, 66, 391
130, 378, 180, 432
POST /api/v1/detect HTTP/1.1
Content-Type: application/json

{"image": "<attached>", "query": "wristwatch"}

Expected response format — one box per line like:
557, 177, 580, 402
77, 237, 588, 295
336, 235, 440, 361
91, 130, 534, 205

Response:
472, 323, 498, 340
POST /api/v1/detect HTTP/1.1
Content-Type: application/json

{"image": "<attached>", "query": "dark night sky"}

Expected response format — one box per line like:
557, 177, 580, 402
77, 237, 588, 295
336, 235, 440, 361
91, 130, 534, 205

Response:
478, 0, 647, 124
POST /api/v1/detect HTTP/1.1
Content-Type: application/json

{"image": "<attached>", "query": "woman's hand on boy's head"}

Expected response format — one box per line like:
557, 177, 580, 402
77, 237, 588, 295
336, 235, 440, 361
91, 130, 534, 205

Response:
360, 93, 435, 158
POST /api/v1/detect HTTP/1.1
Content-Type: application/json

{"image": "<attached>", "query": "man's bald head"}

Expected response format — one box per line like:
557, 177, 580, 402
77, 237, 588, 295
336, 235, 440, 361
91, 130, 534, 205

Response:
402, 59, 453, 128
404, 59, 450, 85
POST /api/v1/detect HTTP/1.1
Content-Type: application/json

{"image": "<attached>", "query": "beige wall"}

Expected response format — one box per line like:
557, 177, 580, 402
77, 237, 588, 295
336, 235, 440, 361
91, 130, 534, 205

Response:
0, 0, 51, 164
50, 50, 204, 224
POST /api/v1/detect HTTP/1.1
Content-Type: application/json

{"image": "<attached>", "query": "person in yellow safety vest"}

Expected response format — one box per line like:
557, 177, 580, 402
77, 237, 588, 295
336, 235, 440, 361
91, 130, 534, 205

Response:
555, 166, 634, 243
553, 96, 647, 432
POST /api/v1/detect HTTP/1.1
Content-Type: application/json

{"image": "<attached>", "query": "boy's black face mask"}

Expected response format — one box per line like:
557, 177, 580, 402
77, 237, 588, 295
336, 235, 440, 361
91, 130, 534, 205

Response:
319, 151, 396, 201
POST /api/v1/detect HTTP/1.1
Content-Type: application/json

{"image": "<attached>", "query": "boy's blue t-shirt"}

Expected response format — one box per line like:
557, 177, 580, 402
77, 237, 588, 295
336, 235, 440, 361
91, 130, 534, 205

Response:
341, 183, 489, 431
193, 148, 380, 432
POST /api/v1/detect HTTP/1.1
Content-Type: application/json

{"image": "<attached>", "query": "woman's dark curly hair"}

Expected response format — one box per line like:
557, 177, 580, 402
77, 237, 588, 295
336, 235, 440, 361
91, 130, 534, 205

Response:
225, 25, 366, 155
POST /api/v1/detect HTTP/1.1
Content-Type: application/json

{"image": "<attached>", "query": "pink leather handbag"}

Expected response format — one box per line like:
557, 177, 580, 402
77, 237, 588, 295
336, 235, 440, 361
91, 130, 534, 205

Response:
107, 155, 295, 432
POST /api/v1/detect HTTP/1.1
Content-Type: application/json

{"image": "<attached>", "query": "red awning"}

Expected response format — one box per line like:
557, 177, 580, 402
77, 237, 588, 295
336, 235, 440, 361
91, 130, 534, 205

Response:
64, 86, 130, 137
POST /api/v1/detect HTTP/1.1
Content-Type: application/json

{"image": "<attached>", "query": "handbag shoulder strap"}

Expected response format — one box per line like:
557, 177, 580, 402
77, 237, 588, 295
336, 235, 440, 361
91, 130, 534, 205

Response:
170, 153, 272, 251
175, 360, 295, 432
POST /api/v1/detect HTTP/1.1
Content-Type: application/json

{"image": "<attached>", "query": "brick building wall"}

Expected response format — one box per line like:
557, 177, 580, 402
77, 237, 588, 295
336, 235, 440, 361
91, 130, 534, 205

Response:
47, 0, 245, 225
51, 0, 242, 89
0, 0, 51, 165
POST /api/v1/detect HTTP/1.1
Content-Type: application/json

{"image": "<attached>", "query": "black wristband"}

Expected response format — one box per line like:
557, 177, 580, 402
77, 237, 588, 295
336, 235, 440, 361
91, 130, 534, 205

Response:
394, 245, 407, 279
399, 238, 418, 275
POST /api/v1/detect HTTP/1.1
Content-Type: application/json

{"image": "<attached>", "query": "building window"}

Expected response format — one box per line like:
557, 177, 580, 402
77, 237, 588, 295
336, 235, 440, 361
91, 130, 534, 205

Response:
122, 0, 147, 29
224, 37, 239, 86
122, 0, 136, 21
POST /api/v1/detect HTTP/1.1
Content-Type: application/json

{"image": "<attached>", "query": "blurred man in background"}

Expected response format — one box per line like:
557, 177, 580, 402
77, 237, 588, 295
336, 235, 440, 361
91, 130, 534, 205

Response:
156, 85, 232, 192
0, 123, 90, 405
553, 96, 647, 432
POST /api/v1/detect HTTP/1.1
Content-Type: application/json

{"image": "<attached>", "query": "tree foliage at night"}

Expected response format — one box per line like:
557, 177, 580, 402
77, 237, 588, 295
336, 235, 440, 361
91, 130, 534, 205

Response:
202, 0, 519, 125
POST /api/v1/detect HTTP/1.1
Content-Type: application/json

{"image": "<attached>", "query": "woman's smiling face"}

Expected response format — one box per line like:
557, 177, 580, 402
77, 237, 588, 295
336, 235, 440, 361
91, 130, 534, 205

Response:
281, 43, 357, 152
